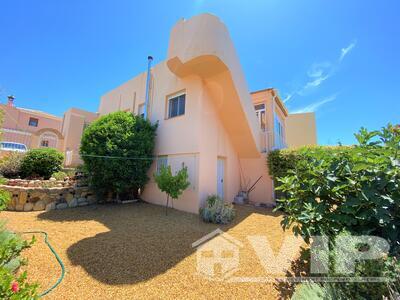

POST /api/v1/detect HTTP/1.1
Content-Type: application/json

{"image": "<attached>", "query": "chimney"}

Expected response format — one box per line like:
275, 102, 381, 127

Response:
143, 56, 153, 119
7, 95, 15, 107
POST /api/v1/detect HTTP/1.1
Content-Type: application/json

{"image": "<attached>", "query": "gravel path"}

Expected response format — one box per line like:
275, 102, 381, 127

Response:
1, 202, 303, 299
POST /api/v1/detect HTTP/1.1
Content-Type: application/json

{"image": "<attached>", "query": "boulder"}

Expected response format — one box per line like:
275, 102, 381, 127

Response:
56, 203, 68, 210
45, 202, 56, 211
33, 200, 46, 211
68, 198, 78, 208
23, 202, 34, 212
15, 204, 24, 211
65, 193, 74, 202
18, 191, 28, 205
78, 201, 88, 207
77, 197, 87, 204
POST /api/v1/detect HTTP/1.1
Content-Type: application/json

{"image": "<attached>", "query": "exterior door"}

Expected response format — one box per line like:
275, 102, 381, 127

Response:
217, 158, 225, 200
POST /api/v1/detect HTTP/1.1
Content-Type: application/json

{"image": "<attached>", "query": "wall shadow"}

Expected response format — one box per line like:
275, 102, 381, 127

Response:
38, 202, 280, 285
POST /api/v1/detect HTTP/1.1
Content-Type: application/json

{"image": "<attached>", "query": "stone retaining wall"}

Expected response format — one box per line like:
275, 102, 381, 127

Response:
2, 179, 96, 212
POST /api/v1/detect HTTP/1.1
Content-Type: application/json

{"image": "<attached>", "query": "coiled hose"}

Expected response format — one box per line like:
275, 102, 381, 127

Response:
21, 231, 65, 297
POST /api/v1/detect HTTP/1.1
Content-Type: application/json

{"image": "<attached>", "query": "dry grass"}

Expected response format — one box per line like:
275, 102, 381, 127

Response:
1, 202, 304, 299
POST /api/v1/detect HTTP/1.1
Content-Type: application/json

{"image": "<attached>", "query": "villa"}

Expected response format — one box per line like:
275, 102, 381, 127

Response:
99, 14, 317, 213
0, 96, 97, 166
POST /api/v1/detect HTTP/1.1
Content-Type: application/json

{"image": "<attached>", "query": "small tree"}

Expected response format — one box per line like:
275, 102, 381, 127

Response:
154, 165, 190, 215
80, 111, 157, 200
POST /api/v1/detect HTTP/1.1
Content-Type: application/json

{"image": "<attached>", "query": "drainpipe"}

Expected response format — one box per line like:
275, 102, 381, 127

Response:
143, 56, 153, 119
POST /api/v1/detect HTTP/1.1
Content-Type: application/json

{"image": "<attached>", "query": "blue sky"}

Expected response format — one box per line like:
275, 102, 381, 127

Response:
0, 0, 399, 145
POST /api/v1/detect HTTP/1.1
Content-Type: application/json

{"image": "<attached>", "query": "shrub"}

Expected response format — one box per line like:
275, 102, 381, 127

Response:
200, 195, 236, 224
0, 223, 38, 299
267, 148, 302, 180
275, 124, 400, 250
154, 165, 190, 215
0, 190, 10, 211
0, 268, 39, 300
0, 153, 25, 178
51, 171, 68, 181
291, 282, 339, 300
20, 148, 64, 179
80, 111, 157, 198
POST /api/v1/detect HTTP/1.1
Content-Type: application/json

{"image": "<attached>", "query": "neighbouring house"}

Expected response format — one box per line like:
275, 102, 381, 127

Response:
99, 13, 316, 213
285, 112, 317, 148
0, 95, 97, 166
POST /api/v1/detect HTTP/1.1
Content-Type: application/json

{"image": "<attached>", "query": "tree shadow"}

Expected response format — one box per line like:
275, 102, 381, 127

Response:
274, 246, 310, 299
38, 202, 279, 285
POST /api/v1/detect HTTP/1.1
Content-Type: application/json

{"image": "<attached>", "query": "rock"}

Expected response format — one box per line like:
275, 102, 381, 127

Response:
28, 181, 35, 187
56, 203, 68, 210
77, 197, 87, 204
234, 196, 244, 205
65, 193, 74, 202
45, 202, 56, 211
49, 177, 56, 182
78, 201, 88, 207
23, 202, 34, 212
68, 198, 78, 208
18, 191, 28, 205
33, 200, 46, 211
15, 204, 24, 211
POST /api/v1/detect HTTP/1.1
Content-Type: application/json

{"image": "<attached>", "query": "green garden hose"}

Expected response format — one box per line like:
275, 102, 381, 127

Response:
21, 231, 65, 297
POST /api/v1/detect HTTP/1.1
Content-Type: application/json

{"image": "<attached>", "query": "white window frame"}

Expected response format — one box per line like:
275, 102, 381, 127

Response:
167, 92, 186, 119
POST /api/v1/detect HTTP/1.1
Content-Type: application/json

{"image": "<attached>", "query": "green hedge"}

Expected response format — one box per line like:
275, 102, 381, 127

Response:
270, 125, 400, 299
270, 125, 400, 250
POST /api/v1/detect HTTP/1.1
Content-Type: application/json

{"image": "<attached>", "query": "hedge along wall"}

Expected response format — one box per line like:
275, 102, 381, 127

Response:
266, 124, 400, 251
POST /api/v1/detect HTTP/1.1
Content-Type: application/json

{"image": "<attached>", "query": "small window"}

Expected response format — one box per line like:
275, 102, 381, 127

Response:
138, 104, 145, 118
167, 93, 185, 119
254, 104, 265, 110
41, 140, 49, 147
156, 156, 168, 174
28, 117, 39, 127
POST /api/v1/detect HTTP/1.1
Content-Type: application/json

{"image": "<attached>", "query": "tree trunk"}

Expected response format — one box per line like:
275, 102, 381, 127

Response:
166, 194, 169, 215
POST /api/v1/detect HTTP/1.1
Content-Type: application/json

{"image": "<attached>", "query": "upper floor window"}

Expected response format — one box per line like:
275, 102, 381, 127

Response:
254, 103, 266, 131
28, 117, 39, 127
167, 93, 185, 119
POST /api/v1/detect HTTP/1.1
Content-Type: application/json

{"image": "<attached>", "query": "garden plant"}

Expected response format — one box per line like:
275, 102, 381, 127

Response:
154, 164, 190, 215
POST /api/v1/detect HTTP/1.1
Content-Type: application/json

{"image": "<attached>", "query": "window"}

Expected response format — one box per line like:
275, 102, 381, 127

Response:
167, 93, 185, 119
156, 156, 168, 174
41, 140, 49, 147
28, 117, 39, 127
254, 103, 266, 131
138, 104, 145, 118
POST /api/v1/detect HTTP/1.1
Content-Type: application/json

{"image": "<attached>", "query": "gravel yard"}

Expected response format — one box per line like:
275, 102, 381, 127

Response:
1, 202, 303, 299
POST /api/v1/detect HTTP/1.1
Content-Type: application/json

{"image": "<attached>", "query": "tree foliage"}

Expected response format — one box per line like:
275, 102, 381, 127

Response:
154, 165, 190, 214
275, 124, 400, 251
80, 111, 157, 198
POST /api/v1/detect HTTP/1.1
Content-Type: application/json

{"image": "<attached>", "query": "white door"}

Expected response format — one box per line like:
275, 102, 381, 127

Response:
217, 158, 225, 199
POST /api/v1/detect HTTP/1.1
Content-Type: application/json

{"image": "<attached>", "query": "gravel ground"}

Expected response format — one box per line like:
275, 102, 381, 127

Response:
1, 202, 303, 299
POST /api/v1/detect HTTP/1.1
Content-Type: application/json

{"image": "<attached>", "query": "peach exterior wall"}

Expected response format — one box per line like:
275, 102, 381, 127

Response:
99, 14, 276, 213
286, 112, 317, 148
0, 104, 63, 150
62, 108, 98, 166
